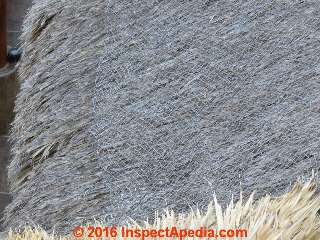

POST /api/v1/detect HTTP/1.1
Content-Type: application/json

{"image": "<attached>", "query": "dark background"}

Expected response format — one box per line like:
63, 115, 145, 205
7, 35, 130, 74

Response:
1, 0, 31, 191
0, 0, 32, 227
8, 0, 32, 47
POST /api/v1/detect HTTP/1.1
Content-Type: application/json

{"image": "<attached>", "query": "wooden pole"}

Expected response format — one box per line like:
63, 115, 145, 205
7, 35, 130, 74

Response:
0, 0, 7, 68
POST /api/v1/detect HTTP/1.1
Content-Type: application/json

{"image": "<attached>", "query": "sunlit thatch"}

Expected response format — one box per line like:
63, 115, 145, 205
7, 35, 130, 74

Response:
6, 179, 320, 239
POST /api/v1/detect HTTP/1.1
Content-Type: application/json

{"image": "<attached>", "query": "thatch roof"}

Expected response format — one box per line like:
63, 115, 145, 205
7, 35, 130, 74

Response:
3, 0, 320, 234
6, 179, 320, 239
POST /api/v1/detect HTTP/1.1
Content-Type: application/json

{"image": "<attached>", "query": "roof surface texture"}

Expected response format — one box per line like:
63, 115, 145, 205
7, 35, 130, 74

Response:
3, 0, 320, 233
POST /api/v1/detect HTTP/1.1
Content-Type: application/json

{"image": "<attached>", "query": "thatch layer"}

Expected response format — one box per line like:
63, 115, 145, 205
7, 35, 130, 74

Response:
4, 0, 320, 234
5, 0, 107, 232
6, 179, 320, 240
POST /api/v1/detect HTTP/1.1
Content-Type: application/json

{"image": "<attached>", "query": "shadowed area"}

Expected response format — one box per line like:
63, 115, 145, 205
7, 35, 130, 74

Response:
0, 137, 9, 193
8, 0, 32, 47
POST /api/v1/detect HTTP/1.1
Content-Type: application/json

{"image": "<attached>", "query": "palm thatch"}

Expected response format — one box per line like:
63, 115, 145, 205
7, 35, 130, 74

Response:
6, 179, 320, 240
3, 0, 320, 235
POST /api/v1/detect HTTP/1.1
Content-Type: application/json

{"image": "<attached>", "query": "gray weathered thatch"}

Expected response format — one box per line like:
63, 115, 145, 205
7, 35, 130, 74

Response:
3, 0, 320, 234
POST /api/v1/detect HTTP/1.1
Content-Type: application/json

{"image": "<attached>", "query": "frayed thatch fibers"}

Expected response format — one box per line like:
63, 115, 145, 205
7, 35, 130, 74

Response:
6, 179, 320, 239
